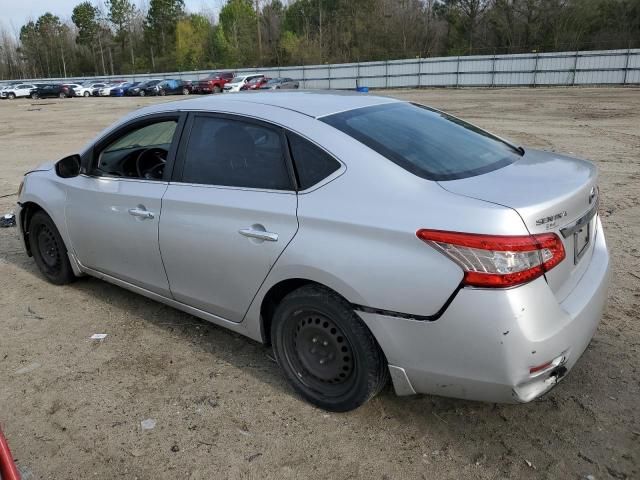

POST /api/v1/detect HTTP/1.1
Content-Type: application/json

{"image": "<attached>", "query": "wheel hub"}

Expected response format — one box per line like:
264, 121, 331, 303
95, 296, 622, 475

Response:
37, 227, 59, 268
294, 315, 353, 384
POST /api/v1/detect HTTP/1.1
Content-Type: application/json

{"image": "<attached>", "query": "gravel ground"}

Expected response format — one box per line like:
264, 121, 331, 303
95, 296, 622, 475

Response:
0, 88, 638, 480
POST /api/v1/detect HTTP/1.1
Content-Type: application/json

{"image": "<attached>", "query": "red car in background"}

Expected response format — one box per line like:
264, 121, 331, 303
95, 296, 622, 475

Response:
192, 71, 235, 94
242, 77, 270, 90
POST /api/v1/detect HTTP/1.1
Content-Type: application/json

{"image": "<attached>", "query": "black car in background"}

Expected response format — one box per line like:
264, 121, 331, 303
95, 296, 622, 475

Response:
143, 79, 192, 96
30, 84, 71, 99
127, 79, 161, 96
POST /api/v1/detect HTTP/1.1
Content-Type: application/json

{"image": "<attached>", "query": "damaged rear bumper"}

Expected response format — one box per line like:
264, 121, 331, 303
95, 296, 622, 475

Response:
359, 217, 610, 403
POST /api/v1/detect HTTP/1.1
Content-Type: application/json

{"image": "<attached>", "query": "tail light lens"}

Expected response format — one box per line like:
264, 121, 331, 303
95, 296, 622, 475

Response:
416, 229, 565, 288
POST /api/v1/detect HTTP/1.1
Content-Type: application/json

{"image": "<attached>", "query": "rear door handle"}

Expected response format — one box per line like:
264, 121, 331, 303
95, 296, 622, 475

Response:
239, 228, 278, 242
128, 208, 154, 220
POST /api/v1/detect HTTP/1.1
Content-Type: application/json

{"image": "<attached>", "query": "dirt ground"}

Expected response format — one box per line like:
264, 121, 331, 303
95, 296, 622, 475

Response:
0, 88, 638, 480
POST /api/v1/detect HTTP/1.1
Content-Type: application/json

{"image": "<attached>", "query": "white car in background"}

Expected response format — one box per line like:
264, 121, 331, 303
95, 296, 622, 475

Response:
1, 83, 36, 99
98, 82, 128, 96
74, 82, 107, 97
223, 74, 265, 92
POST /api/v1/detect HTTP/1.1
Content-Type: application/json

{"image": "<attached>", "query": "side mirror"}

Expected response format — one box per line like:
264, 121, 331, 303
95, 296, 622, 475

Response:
55, 154, 81, 178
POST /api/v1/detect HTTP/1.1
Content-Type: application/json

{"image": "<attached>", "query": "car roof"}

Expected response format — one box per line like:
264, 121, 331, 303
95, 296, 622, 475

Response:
135, 90, 401, 119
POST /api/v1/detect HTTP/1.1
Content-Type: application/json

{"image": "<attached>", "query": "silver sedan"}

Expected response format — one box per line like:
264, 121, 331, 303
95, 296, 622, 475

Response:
16, 91, 610, 411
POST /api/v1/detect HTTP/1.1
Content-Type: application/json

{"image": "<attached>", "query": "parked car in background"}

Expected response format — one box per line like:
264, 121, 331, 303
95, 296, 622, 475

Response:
144, 79, 192, 96
75, 82, 107, 97
30, 84, 71, 99
260, 77, 300, 90
128, 79, 162, 96
16, 91, 610, 412
242, 77, 270, 90
63, 83, 83, 97
193, 71, 235, 94
1, 83, 37, 99
223, 74, 265, 92
110, 82, 140, 97
159, 79, 192, 96
98, 82, 129, 96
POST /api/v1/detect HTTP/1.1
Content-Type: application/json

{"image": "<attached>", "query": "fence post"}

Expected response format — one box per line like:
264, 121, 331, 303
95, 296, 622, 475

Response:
491, 51, 496, 87
417, 58, 422, 88
385, 60, 389, 88
302, 63, 306, 88
571, 50, 579, 86
623, 45, 631, 85
532, 52, 539, 87
455, 56, 460, 88
356, 61, 360, 89
328, 63, 331, 89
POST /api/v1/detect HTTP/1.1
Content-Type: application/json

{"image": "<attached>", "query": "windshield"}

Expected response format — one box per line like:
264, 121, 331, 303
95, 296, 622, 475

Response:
267, 79, 282, 84
321, 102, 521, 181
230, 77, 245, 83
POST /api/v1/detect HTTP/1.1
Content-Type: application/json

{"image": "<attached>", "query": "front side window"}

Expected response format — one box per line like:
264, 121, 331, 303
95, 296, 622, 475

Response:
94, 119, 178, 179
321, 103, 521, 181
181, 116, 291, 190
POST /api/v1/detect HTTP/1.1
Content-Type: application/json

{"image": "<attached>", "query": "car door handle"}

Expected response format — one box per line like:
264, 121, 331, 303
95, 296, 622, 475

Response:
239, 228, 278, 242
128, 208, 154, 219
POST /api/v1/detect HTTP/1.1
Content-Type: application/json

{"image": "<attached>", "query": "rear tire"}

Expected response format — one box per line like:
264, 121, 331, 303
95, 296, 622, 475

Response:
140, 90, 146, 97
31, 92, 38, 99
29, 211, 75, 285
7, 92, 15, 100
83, 91, 89, 97
182, 87, 189, 95
59, 92, 65, 99
271, 285, 389, 412
213, 85, 221, 94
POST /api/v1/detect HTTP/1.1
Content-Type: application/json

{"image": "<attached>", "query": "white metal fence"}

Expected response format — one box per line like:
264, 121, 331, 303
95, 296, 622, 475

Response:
10, 48, 640, 89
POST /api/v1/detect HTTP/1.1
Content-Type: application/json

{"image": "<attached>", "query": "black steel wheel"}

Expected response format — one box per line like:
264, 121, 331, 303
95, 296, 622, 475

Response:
272, 285, 389, 411
29, 211, 75, 285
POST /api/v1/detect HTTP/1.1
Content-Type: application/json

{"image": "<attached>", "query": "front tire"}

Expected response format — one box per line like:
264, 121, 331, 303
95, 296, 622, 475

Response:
29, 211, 75, 285
31, 92, 38, 99
7, 92, 15, 100
83, 91, 90, 97
213, 85, 221, 94
139, 90, 146, 97
271, 285, 389, 412
182, 87, 189, 95
59, 92, 65, 99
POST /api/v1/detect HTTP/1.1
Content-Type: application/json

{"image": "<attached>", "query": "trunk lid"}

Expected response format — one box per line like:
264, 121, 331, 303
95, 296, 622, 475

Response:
438, 148, 599, 300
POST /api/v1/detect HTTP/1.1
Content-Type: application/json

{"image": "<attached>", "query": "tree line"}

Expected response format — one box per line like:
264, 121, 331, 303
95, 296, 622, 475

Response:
0, 0, 638, 80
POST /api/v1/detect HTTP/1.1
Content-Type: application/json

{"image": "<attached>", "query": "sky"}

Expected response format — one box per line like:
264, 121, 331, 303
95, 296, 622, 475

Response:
0, 0, 217, 33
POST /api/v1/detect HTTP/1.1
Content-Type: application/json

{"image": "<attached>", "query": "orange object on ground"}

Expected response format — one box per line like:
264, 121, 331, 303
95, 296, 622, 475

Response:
0, 427, 21, 480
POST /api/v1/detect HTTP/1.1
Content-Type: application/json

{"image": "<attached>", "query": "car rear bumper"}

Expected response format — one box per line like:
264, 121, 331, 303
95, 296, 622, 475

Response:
358, 216, 610, 403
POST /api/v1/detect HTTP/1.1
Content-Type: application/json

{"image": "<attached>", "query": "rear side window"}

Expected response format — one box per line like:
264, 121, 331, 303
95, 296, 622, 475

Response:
321, 103, 521, 181
287, 132, 340, 189
181, 116, 292, 190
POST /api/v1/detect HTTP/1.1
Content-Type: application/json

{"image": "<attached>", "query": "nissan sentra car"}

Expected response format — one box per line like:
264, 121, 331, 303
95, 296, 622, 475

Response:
16, 91, 610, 412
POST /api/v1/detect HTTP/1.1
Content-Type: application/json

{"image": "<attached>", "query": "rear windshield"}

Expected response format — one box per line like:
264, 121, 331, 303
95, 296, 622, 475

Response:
321, 102, 521, 181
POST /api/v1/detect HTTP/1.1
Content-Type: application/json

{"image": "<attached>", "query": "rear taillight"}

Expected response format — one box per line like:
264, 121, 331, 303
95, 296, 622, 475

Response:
416, 229, 565, 288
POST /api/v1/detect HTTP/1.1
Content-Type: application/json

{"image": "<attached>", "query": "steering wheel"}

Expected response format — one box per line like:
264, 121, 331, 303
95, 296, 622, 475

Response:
135, 147, 167, 179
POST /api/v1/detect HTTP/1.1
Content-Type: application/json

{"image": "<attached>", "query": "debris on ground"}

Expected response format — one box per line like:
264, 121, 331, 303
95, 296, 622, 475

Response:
140, 419, 156, 431
14, 362, 41, 375
0, 213, 16, 228
90, 334, 108, 340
